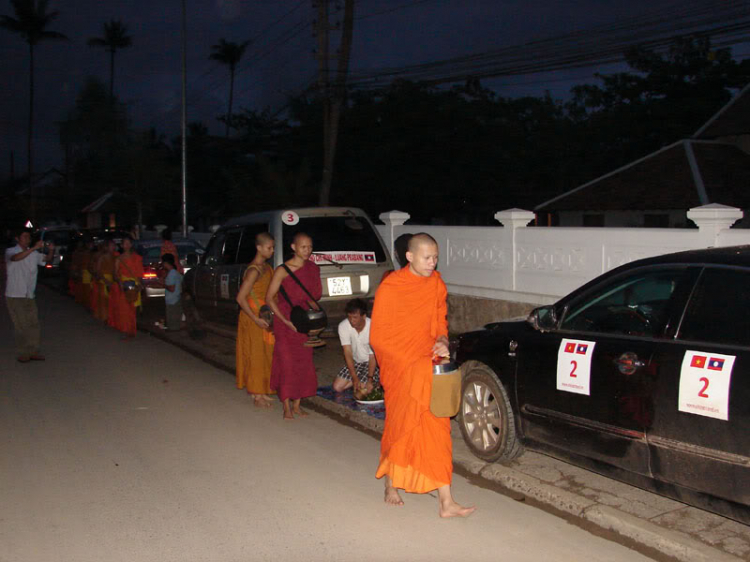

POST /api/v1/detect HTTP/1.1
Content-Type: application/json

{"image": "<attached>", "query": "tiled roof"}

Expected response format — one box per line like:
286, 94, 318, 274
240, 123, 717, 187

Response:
695, 83, 750, 139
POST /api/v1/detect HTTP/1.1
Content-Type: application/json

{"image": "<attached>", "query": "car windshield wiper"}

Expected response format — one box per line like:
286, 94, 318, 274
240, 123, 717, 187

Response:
312, 252, 343, 269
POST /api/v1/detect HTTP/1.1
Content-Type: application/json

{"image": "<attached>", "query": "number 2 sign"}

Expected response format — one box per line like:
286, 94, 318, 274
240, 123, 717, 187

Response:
679, 350, 735, 421
557, 339, 596, 395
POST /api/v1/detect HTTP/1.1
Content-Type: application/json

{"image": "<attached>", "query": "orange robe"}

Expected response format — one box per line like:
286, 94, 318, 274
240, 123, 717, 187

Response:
236, 264, 275, 394
88, 252, 100, 314
370, 266, 452, 494
113, 252, 144, 337
96, 253, 117, 323
161, 240, 184, 273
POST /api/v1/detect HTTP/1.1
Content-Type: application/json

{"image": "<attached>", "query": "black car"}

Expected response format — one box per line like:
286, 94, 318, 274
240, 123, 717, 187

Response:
455, 245, 750, 524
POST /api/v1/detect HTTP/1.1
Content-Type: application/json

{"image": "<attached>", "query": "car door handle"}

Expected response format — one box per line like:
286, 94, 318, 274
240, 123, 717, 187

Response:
614, 352, 644, 375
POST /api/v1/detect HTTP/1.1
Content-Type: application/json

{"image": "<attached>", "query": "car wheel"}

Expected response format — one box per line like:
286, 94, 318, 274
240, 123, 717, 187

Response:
458, 360, 523, 463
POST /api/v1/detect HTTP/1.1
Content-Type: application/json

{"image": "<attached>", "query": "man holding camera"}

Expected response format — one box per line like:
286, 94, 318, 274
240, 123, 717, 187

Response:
5, 228, 54, 363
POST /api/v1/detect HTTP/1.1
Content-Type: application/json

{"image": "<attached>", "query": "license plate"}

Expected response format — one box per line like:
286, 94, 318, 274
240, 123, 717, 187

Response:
327, 277, 352, 296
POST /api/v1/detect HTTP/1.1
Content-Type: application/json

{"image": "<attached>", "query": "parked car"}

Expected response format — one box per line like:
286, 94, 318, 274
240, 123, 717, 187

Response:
35, 225, 78, 273
183, 207, 394, 326
455, 245, 750, 524
135, 238, 205, 298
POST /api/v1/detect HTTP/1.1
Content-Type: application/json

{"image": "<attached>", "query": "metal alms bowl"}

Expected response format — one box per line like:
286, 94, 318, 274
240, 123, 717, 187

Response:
433, 359, 458, 374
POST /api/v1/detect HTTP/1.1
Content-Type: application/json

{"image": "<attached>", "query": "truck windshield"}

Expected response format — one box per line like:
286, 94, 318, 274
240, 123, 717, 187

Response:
282, 216, 387, 263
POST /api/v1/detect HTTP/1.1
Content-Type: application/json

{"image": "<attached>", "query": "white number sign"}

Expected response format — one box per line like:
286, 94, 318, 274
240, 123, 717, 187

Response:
281, 210, 300, 226
220, 274, 230, 300
678, 350, 735, 421
557, 339, 596, 395
327, 277, 353, 296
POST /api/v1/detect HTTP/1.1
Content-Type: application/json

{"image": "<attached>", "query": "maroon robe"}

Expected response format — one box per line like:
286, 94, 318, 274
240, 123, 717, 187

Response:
270, 260, 322, 401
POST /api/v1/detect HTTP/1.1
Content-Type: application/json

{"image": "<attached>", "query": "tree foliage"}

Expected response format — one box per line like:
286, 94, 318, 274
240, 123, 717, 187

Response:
87, 19, 132, 97
45, 37, 750, 229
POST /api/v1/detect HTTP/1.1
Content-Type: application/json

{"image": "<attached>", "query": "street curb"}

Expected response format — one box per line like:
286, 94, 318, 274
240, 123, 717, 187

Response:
137, 319, 743, 562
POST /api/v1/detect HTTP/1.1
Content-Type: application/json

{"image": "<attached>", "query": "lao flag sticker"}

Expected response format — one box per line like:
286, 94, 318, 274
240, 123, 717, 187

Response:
557, 339, 596, 396
679, 350, 735, 421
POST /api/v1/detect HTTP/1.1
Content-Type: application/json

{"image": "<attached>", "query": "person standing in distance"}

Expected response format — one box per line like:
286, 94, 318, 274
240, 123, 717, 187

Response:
5, 228, 55, 363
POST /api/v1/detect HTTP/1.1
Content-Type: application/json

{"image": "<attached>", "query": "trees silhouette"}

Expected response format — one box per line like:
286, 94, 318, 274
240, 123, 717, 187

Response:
87, 19, 132, 98
1, 0, 67, 220
209, 38, 251, 137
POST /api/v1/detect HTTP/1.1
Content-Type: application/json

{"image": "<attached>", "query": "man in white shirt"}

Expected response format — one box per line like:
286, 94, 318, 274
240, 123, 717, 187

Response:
5, 229, 54, 363
333, 298, 380, 397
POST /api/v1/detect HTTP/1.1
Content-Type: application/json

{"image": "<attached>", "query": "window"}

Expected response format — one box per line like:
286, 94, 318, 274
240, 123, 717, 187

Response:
204, 231, 226, 265
679, 268, 750, 347
282, 216, 387, 262
561, 269, 684, 337
221, 229, 242, 265
236, 224, 271, 264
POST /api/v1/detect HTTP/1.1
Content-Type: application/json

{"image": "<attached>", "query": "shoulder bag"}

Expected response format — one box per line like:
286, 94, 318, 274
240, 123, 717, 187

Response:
278, 264, 327, 335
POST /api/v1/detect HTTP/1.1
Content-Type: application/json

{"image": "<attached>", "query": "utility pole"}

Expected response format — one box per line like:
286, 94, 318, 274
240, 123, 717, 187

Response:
180, 0, 188, 238
314, 0, 354, 206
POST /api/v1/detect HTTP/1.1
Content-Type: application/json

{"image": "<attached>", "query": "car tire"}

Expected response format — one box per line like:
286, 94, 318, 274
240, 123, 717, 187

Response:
458, 360, 523, 463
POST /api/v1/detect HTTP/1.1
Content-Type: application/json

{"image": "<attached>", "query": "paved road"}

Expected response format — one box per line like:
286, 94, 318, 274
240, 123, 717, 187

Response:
0, 287, 651, 562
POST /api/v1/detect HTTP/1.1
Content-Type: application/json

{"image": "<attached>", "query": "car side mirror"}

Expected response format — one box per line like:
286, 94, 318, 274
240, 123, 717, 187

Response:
186, 252, 198, 267
528, 305, 558, 332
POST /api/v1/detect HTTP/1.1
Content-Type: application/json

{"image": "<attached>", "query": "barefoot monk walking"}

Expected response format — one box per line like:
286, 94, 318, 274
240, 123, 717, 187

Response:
370, 233, 475, 518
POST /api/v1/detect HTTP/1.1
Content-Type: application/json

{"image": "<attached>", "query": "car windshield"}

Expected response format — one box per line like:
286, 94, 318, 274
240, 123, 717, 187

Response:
282, 216, 387, 263
43, 231, 74, 245
140, 243, 197, 261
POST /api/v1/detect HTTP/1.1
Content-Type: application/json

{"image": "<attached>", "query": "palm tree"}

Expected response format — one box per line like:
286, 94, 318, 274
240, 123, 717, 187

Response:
1, 0, 67, 220
209, 39, 251, 137
87, 19, 132, 98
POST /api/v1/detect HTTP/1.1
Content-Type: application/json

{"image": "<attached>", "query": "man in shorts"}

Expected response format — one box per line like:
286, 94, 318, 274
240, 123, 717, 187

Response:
332, 298, 379, 398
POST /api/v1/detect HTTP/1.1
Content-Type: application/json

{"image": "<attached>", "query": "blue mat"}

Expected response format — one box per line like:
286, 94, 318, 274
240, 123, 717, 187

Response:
316, 385, 386, 420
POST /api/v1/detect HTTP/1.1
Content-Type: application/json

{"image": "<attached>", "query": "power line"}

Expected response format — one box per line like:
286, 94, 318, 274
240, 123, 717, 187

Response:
347, 0, 750, 89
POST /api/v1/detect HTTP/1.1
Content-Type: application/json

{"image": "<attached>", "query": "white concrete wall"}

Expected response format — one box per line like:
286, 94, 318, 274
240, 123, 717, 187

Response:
377, 204, 748, 306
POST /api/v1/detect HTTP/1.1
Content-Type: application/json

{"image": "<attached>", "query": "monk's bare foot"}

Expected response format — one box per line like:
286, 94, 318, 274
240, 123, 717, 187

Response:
439, 500, 476, 518
384, 486, 404, 506
283, 410, 294, 420
292, 407, 309, 417
253, 397, 271, 409
261, 395, 274, 404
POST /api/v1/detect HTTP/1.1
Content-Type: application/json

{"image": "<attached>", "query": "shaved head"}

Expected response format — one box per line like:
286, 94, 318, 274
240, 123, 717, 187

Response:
407, 233, 438, 252
255, 231, 274, 246
405, 233, 439, 277
292, 231, 312, 245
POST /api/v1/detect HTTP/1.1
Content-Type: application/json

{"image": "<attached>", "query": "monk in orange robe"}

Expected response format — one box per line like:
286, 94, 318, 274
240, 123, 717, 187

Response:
113, 236, 144, 339
96, 240, 118, 323
160, 229, 183, 274
235, 232, 276, 407
89, 243, 103, 315
370, 233, 475, 518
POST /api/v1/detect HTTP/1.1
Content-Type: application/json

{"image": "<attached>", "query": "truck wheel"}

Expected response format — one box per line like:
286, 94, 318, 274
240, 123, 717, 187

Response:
458, 360, 523, 463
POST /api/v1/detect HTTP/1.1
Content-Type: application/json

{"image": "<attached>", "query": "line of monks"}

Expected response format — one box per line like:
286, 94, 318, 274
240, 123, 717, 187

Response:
66, 236, 144, 339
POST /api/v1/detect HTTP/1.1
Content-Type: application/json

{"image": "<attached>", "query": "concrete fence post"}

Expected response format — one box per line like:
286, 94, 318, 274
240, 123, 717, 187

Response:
686, 203, 743, 247
379, 210, 411, 265
494, 208, 536, 290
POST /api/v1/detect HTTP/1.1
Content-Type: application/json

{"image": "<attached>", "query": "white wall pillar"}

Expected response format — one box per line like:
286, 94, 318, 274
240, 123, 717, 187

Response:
686, 203, 743, 247
494, 208, 535, 290
379, 210, 411, 265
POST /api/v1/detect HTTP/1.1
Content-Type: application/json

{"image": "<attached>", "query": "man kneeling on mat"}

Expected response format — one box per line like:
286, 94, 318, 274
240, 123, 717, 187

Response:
332, 298, 379, 399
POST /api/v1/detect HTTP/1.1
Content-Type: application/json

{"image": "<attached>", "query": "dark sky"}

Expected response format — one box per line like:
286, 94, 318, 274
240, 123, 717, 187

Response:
1, 0, 748, 178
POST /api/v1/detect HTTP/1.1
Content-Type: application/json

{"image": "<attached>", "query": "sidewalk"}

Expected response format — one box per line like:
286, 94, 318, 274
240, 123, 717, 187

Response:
136, 308, 750, 562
